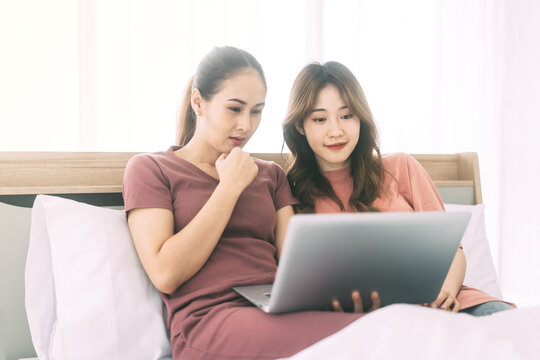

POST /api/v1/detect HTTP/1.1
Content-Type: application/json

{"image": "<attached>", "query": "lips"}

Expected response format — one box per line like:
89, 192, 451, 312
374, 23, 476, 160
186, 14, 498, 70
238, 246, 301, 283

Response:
230, 136, 246, 145
325, 142, 347, 151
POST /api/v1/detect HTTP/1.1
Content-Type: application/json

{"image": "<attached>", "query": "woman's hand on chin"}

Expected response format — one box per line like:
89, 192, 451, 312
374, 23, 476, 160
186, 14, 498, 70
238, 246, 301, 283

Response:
215, 147, 258, 194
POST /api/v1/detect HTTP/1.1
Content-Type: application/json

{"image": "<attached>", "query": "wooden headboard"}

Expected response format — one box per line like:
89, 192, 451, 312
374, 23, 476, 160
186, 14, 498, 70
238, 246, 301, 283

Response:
0, 151, 482, 205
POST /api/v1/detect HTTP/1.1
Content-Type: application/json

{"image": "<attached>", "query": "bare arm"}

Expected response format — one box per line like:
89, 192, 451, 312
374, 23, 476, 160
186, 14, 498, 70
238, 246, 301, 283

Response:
274, 205, 295, 259
127, 148, 258, 294
431, 247, 466, 311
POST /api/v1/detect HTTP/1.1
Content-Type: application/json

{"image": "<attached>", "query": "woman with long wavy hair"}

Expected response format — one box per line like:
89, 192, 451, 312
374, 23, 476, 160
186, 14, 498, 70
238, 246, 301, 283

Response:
283, 61, 514, 316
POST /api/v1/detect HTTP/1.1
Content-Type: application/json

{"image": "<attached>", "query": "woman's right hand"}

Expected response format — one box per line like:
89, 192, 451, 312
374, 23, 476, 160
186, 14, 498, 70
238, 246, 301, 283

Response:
332, 290, 381, 313
215, 147, 258, 193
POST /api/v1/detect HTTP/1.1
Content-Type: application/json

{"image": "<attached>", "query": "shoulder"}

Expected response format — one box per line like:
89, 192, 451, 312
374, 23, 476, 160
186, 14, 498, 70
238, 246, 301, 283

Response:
382, 152, 413, 173
124, 147, 180, 185
126, 150, 168, 175
252, 157, 287, 177
122, 148, 177, 211
252, 157, 290, 190
381, 153, 430, 189
126, 152, 162, 169
382, 152, 425, 171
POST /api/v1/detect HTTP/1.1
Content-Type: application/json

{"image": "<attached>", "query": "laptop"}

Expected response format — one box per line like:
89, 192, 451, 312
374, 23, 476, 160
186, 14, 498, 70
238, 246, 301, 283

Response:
233, 211, 470, 313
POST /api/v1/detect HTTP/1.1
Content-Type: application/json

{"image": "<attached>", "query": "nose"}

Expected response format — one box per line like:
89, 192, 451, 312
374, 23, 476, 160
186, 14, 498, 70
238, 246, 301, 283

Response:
327, 118, 344, 137
236, 112, 251, 133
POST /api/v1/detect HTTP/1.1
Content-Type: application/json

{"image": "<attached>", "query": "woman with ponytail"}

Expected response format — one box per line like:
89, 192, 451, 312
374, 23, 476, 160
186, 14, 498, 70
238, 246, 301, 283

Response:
122, 47, 367, 359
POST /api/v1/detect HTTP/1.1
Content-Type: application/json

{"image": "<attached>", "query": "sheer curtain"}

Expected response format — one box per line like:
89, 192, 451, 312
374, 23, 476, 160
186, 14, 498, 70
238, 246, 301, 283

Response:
497, 0, 540, 307
428, 0, 540, 307
1, 0, 539, 306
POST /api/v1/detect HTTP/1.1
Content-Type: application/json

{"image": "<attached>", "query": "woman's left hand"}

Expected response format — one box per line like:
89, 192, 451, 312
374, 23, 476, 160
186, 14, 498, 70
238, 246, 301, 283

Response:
332, 290, 381, 313
429, 288, 460, 312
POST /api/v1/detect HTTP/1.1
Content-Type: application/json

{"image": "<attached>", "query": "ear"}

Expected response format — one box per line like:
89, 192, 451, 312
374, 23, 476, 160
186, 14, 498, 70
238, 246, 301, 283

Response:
295, 122, 305, 135
190, 88, 203, 116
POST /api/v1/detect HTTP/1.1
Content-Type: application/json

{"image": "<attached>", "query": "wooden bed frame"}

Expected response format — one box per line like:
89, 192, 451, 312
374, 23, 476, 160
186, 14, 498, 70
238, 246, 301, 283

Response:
0, 151, 482, 204
0, 151, 482, 360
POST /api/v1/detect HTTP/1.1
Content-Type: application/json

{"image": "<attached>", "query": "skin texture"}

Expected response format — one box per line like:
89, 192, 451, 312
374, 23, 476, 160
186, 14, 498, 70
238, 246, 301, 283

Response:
300, 84, 466, 313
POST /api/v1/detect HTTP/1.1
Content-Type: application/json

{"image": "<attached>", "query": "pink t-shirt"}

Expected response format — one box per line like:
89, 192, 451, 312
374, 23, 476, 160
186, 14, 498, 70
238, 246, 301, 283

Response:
315, 152, 503, 310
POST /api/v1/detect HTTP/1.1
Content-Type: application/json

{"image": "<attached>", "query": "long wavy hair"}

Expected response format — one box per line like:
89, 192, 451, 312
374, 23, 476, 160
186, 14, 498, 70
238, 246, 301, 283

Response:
176, 46, 266, 146
282, 61, 384, 213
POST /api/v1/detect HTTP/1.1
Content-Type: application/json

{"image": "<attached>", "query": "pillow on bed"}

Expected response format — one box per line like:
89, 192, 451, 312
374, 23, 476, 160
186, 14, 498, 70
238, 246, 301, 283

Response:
25, 195, 172, 360
444, 203, 503, 299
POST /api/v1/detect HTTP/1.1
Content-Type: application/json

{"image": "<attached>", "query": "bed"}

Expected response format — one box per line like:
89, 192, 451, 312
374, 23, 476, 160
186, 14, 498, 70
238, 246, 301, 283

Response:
0, 151, 539, 360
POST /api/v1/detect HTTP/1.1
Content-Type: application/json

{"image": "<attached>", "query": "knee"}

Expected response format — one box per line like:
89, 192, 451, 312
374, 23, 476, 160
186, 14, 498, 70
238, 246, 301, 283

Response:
460, 301, 514, 316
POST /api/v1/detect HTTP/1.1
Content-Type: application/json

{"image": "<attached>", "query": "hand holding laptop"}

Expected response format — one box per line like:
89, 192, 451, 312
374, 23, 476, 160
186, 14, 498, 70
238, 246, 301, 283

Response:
332, 290, 381, 313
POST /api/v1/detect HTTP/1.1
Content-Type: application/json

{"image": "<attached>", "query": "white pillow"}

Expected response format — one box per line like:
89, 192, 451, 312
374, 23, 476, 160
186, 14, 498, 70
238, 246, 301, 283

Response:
444, 203, 503, 299
25, 195, 172, 360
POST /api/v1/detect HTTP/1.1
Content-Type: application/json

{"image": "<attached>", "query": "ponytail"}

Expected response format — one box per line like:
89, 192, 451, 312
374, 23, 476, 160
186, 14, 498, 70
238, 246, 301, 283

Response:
176, 76, 196, 146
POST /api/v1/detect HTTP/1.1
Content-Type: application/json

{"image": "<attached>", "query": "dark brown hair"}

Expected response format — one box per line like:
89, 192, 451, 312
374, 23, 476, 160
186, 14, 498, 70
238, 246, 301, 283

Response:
176, 46, 266, 146
282, 61, 384, 213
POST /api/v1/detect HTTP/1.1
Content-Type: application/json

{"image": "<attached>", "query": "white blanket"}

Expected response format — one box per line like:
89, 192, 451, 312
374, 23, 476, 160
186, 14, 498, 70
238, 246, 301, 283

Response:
285, 304, 540, 360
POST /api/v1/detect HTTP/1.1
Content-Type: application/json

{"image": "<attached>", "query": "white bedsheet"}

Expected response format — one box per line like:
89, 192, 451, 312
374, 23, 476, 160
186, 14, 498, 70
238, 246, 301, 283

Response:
18, 305, 540, 360
284, 304, 540, 360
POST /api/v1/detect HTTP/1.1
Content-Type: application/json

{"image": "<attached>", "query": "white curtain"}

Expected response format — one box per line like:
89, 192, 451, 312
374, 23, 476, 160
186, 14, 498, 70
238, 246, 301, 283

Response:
1, 0, 539, 306
432, 0, 540, 307
496, 0, 540, 307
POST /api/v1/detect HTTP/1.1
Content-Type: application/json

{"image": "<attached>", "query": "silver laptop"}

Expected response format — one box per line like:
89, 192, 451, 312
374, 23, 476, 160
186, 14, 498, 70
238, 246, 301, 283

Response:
234, 211, 470, 313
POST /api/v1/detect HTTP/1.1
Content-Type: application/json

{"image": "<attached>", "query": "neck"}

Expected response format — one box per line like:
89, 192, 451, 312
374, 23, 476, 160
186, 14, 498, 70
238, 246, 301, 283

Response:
178, 138, 221, 166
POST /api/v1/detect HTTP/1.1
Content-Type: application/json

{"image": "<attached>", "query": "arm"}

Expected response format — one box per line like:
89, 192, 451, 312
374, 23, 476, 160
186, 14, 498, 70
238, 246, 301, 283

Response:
403, 154, 466, 310
431, 247, 466, 311
127, 148, 258, 294
274, 205, 294, 259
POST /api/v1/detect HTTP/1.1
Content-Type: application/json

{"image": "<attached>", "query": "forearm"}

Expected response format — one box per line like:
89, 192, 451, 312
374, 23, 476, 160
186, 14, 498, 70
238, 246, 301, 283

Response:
274, 205, 295, 259
441, 248, 466, 295
129, 182, 244, 294
157, 183, 242, 291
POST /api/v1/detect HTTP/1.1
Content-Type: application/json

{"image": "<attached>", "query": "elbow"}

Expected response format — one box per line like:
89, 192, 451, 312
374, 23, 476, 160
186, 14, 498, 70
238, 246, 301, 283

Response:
158, 286, 178, 296
155, 280, 177, 295
150, 271, 181, 295
145, 254, 196, 294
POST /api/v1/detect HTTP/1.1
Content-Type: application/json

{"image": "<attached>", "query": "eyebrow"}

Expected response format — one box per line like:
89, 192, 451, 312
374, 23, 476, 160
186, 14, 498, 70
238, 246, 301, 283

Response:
227, 98, 265, 107
310, 105, 348, 113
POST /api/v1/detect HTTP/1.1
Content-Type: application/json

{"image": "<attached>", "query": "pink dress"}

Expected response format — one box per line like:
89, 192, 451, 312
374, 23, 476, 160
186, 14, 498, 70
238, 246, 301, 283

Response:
123, 146, 362, 360
314, 152, 504, 309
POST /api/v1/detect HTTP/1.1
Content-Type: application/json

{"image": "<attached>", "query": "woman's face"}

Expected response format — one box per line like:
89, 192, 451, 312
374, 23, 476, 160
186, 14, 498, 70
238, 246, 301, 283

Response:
301, 84, 360, 171
196, 68, 266, 154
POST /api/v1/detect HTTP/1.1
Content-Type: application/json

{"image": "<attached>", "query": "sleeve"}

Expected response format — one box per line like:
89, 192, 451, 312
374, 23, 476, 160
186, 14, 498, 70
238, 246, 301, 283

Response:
403, 154, 444, 212
271, 162, 298, 211
122, 154, 173, 212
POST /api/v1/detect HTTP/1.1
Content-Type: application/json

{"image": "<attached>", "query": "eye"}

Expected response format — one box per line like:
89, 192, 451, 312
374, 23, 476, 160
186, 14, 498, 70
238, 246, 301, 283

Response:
341, 114, 354, 120
228, 107, 241, 113
251, 109, 263, 115
312, 117, 326, 123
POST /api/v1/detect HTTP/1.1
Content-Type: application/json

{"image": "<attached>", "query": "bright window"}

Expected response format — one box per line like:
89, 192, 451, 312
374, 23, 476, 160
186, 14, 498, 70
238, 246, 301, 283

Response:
0, 0, 482, 154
